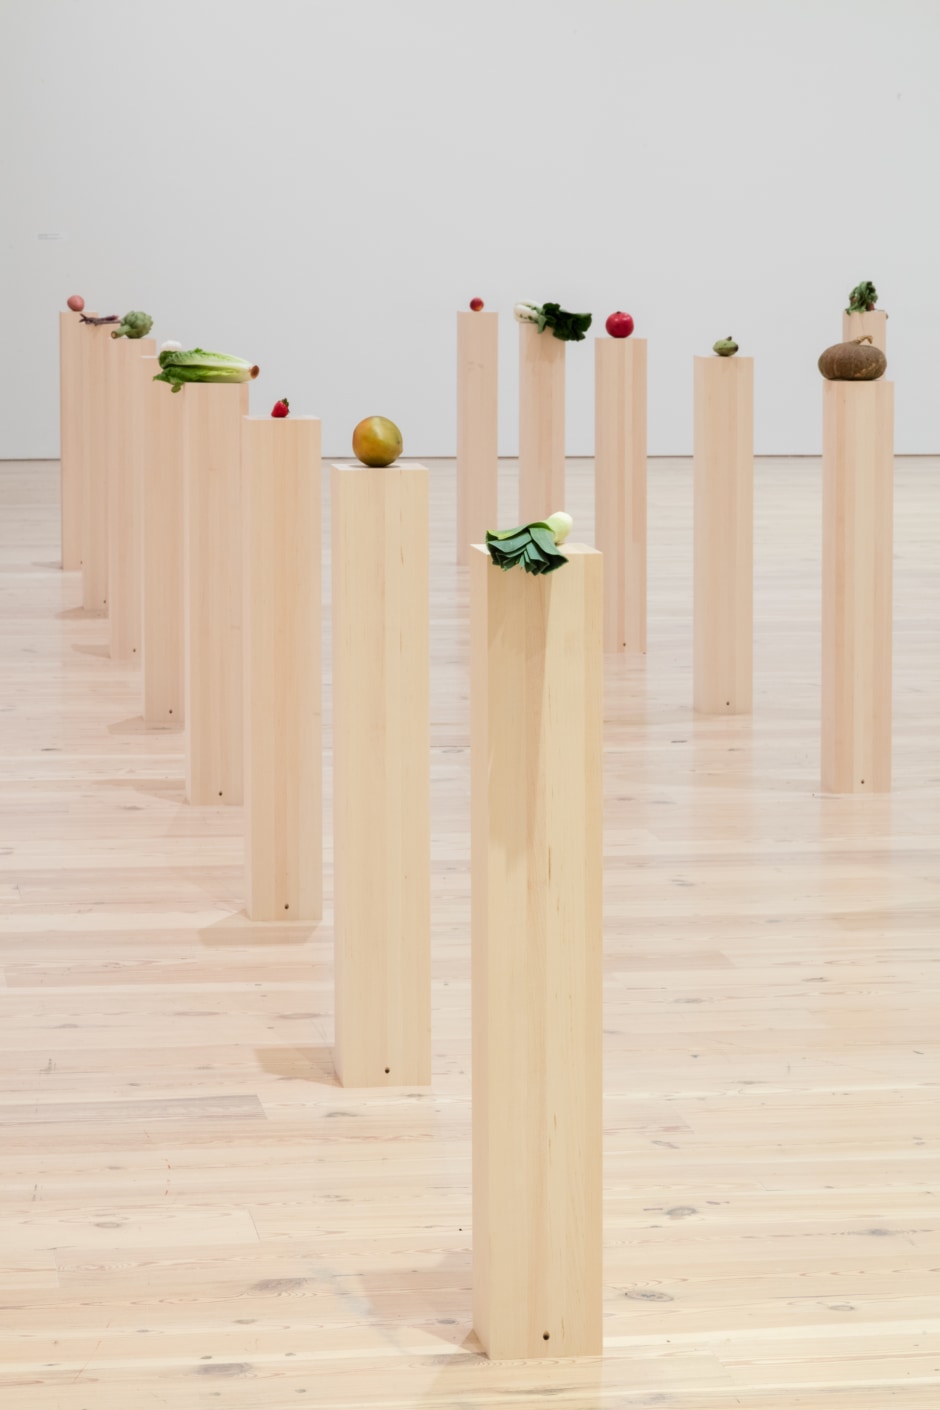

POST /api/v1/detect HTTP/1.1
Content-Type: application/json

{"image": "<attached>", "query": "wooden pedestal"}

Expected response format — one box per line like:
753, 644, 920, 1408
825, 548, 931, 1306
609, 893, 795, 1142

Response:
183, 383, 249, 806
470, 544, 603, 1360
595, 337, 647, 653
81, 324, 118, 612
821, 379, 894, 794
59, 310, 87, 571
141, 365, 185, 726
332, 463, 430, 1087
109, 337, 156, 662
243, 417, 322, 923
457, 310, 499, 564
843, 309, 887, 353
518, 321, 565, 524
693, 355, 754, 714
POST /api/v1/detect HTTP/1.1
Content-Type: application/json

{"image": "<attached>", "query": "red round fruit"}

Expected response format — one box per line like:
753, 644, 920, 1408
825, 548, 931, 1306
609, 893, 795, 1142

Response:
605, 311, 634, 338
67, 295, 85, 313
469, 297, 484, 311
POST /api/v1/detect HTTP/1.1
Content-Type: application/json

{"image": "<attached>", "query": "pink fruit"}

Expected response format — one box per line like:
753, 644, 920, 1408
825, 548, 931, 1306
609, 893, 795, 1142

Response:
605, 311, 634, 338
469, 297, 484, 311
67, 295, 85, 313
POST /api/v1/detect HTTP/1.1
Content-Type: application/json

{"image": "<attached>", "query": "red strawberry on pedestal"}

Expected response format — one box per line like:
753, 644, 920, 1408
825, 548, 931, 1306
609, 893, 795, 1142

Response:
271, 397, 290, 418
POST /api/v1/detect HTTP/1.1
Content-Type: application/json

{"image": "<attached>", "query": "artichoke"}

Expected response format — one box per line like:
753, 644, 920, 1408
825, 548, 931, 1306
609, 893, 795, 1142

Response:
112, 311, 154, 340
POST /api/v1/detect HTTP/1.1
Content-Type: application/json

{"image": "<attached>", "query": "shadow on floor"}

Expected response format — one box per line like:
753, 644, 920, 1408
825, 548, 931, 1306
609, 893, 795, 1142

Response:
255, 1045, 338, 1087
200, 911, 319, 946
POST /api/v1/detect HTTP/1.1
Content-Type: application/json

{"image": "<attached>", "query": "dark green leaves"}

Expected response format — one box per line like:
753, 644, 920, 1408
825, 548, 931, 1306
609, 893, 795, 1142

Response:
485, 522, 569, 575
539, 303, 593, 342
846, 280, 878, 313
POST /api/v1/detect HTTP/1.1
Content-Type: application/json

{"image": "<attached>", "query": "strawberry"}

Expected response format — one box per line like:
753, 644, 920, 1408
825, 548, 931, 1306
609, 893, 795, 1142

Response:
271, 398, 290, 418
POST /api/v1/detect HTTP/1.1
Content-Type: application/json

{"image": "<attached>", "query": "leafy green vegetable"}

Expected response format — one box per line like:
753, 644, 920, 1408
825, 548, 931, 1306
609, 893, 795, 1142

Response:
111, 311, 153, 339
153, 348, 260, 394
846, 280, 878, 313
485, 511, 573, 575
513, 301, 592, 342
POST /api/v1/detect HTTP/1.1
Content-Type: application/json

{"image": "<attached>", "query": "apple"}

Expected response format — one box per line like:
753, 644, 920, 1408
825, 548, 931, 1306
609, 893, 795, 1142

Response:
605, 311, 634, 339
469, 297, 484, 311
67, 295, 85, 313
352, 415, 403, 468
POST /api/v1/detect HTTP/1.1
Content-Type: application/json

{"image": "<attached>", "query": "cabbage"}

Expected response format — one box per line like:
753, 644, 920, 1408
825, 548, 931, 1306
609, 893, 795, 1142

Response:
153, 348, 260, 394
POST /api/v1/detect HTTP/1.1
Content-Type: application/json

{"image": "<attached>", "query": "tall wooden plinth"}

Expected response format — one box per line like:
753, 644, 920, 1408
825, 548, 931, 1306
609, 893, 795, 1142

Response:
470, 544, 603, 1361
59, 310, 87, 571
332, 463, 430, 1088
141, 365, 185, 726
821, 379, 894, 794
595, 337, 647, 653
693, 355, 754, 715
81, 324, 118, 612
843, 309, 887, 353
457, 310, 499, 564
243, 418, 322, 923
518, 321, 565, 524
109, 337, 155, 662
183, 383, 249, 805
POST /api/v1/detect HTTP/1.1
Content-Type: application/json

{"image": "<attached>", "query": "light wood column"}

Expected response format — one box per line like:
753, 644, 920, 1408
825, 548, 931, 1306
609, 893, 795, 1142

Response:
518, 321, 565, 524
843, 309, 887, 353
109, 337, 155, 662
595, 336, 647, 653
470, 543, 603, 1361
457, 310, 499, 564
59, 310, 87, 570
693, 355, 754, 714
183, 382, 249, 805
821, 379, 894, 794
81, 324, 118, 612
141, 363, 185, 727
332, 463, 430, 1087
243, 417, 322, 923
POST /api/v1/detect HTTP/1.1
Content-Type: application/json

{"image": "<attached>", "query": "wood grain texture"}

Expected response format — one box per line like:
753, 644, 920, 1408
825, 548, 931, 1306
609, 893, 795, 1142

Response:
242, 418, 322, 923
821, 379, 894, 794
4, 455, 940, 1406
108, 338, 156, 663
80, 323, 117, 612
331, 464, 431, 1088
456, 311, 498, 564
693, 355, 754, 715
58, 311, 85, 571
183, 382, 249, 806
470, 544, 603, 1359
518, 320, 565, 524
843, 308, 888, 353
595, 336, 647, 653
141, 361, 185, 727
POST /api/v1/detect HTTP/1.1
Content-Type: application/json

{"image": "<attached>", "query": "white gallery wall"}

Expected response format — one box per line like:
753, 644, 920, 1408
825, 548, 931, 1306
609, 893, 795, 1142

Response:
2, 0, 939, 459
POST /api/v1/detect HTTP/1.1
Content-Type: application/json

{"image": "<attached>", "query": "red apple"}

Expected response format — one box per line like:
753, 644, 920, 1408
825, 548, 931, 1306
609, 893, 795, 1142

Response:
605, 311, 634, 338
469, 297, 484, 311
67, 295, 85, 312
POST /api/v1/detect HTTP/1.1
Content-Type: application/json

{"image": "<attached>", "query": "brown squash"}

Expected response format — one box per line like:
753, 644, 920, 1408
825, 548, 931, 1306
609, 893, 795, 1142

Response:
818, 335, 886, 382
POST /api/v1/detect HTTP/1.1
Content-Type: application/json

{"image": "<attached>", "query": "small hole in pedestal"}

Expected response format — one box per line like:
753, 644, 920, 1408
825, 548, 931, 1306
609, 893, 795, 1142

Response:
384, 1067, 390, 1075
542, 1332, 550, 1341
218, 791, 223, 798
860, 779, 865, 785
169, 709, 173, 715
284, 903, 289, 911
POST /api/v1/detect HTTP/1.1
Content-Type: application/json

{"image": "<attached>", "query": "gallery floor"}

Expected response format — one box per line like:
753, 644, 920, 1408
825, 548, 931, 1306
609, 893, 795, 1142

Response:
0, 455, 938, 1409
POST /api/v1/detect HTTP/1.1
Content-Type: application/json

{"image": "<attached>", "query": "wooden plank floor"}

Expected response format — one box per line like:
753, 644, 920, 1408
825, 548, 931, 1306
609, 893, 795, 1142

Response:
0, 455, 938, 1409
